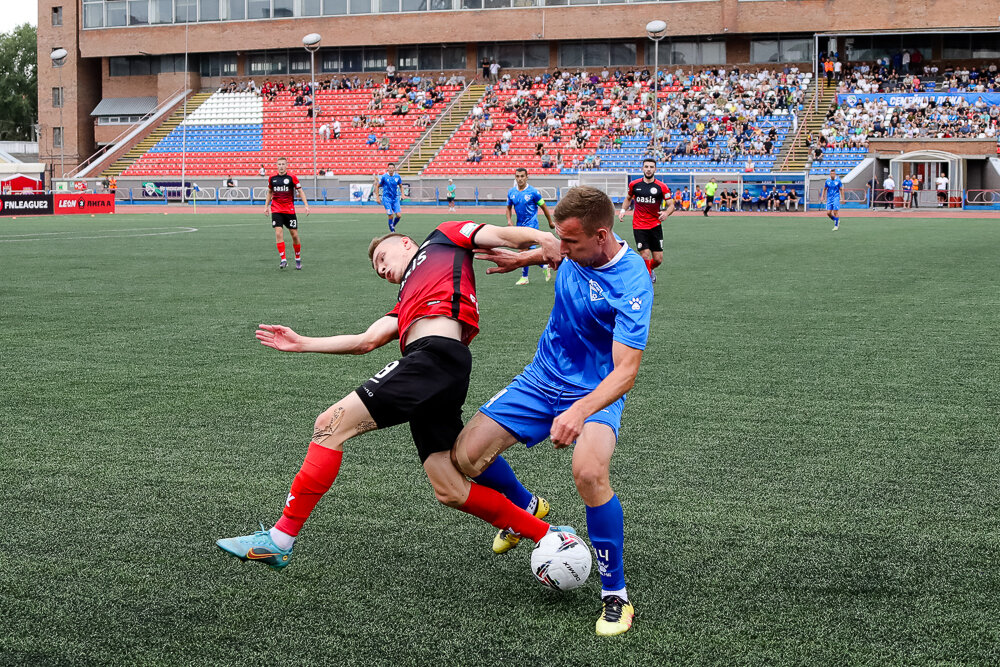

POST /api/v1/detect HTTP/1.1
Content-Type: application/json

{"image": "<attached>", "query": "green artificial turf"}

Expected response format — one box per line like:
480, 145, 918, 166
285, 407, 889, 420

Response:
2, 211, 999, 665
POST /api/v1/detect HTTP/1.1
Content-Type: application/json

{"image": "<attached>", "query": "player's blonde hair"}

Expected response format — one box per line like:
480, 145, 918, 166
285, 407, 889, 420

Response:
553, 186, 615, 235
367, 232, 408, 266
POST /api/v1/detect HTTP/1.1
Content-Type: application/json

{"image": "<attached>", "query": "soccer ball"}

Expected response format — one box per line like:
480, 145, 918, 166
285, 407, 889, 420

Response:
530, 530, 592, 591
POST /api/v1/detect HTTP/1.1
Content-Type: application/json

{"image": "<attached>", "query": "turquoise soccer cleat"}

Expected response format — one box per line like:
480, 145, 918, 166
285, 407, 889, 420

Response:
216, 523, 293, 570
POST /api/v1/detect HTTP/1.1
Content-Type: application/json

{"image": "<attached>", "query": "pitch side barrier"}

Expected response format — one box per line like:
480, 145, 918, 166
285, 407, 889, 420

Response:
964, 190, 1000, 211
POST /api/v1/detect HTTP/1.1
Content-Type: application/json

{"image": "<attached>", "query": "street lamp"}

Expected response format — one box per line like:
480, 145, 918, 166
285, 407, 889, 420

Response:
50, 48, 68, 182
181, 6, 191, 204
646, 20, 667, 157
303, 33, 322, 193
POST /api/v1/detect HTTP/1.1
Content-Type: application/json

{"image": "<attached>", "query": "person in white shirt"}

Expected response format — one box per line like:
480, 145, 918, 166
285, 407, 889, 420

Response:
318, 123, 331, 141
882, 175, 896, 210
935, 173, 950, 207
332, 119, 341, 139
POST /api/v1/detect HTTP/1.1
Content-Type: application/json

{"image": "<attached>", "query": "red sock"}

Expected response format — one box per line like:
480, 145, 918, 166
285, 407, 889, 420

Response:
644, 258, 653, 274
458, 483, 549, 543
274, 443, 343, 537
277, 242, 286, 260
293, 243, 301, 259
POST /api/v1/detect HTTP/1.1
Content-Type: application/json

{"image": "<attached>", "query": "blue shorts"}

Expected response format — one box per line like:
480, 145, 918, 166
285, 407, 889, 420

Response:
383, 198, 401, 215
479, 371, 625, 447
826, 200, 840, 211
515, 219, 539, 229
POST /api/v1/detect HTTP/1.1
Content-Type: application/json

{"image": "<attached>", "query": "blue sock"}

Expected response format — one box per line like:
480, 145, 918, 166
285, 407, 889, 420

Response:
521, 266, 530, 278
586, 494, 626, 591
394, 215, 401, 225
473, 456, 533, 510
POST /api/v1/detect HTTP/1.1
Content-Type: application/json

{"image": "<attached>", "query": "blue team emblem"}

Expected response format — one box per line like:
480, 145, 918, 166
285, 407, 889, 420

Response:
629, 297, 643, 311
589, 280, 605, 302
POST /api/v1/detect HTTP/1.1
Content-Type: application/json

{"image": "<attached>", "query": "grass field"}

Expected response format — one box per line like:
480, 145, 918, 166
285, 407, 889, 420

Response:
2, 210, 999, 666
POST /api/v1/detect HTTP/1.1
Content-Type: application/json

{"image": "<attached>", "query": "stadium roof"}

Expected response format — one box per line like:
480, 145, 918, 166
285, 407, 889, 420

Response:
91, 97, 158, 117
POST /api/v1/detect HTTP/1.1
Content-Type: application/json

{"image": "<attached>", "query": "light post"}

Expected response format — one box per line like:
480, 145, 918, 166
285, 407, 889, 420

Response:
50, 48, 68, 181
646, 20, 667, 157
303, 33, 322, 193
181, 6, 191, 204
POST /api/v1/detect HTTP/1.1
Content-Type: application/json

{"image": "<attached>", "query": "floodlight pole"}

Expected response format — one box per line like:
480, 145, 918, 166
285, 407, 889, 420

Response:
181, 11, 190, 204
304, 33, 322, 193
646, 20, 667, 157
50, 49, 69, 181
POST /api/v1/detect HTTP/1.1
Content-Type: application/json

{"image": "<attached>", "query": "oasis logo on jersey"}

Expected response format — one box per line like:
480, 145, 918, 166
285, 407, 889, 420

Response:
633, 196, 660, 204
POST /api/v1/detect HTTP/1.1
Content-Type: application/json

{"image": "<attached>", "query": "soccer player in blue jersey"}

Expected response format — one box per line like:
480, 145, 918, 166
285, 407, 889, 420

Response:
374, 163, 404, 232
453, 186, 652, 636
821, 169, 843, 231
506, 167, 554, 285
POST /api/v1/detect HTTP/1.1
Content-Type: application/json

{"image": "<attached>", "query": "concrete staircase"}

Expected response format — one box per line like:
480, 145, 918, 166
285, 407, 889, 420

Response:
777, 81, 838, 172
397, 83, 486, 176
101, 92, 213, 177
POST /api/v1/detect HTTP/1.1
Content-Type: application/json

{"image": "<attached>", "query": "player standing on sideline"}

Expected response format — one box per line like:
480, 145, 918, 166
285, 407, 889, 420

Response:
216, 220, 571, 569
821, 168, 843, 231
902, 174, 914, 209
454, 187, 652, 636
374, 163, 403, 232
506, 167, 554, 286
446, 178, 457, 212
265, 157, 309, 270
619, 157, 673, 283
703, 177, 718, 216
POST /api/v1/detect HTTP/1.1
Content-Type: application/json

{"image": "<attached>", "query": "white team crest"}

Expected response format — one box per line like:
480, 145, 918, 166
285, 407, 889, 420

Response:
524, 193, 532, 201
589, 280, 605, 302
284, 178, 290, 185
650, 187, 657, 195
629, 297, 642, 311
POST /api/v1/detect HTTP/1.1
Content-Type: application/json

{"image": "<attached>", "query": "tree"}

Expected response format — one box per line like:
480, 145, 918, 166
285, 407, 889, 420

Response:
0, 23, 38, 141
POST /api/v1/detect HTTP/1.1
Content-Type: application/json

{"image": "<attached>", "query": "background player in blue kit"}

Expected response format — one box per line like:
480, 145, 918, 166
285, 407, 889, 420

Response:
454, 186, 653, 636
506, 167, 554, 285
374, 163, 404, 231
821, 169, 843, 231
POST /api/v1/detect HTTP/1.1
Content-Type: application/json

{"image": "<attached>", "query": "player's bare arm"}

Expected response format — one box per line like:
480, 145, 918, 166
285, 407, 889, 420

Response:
540, 201, 555, 229
550, 343, 643, 448
264, 189, 272, 215
475, 246, 558, 273
505, 203, 515, 226
618, 193, 632, 222
659, 199, 675, 221
256, 316, 399, 355
296, 185, 311, 215
473, 225, 561, 266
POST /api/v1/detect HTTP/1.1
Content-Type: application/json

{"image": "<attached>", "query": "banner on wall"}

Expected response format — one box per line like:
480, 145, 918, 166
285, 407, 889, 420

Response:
838, 92, 1000, 107
54, 194, 116, 215
0, 194, 53, 216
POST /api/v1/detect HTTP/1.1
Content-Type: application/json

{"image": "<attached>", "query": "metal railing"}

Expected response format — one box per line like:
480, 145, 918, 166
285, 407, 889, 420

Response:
397, 80, 479, 174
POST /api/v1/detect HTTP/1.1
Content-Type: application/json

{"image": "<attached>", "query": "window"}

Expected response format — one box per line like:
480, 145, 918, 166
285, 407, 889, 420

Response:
945, 34, 1000, 60
52, 6, 63, 26
247, 0, 270, 18
53, 87, 64, 108
397, 46, 419, 70
98, 115, 146, 125
53, 127, 64, 149
290, 53, 311, 74
200, 53, 237, 76
176, 0, 197, 21
350, 0, 372, 13
401, 0, 426, 9
199, 0, 221, 21
110, 56, 130, 76
151, 0, 174, 23
845, 35, 930, 63
645, 38, 725, 66
561, 41, 636, 67
410, 44, 466, 70
107, 1, 128, 26
442, 45, 466, 70
751, 36, 810, 64
363, 48, 387, 71
83, 2, 104, 28
224, 0, 246, 19
480, 42, 549, 69
302, 0, 322, 15
380, 0, 400, 10
249, 52, 288, 76
323, 0, 348, 13
273, 0, 295, 17
129, 0, 149, 24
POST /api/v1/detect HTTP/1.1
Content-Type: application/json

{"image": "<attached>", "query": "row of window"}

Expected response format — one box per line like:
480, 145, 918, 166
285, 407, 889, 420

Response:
98, 115, 149, 124
109, 54, 197, 76
82, 0, 670, 28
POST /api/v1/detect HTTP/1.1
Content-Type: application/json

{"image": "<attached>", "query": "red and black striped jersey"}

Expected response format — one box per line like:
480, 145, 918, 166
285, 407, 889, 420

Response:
388, 220, 484, 351
627, 178, 670, 230
268, 173, 300, 214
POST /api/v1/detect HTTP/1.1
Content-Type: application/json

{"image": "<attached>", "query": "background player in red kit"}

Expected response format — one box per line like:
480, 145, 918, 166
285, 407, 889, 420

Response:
265, 157, 310, 270
216, 219, 570, 570
618, 158, 674, 283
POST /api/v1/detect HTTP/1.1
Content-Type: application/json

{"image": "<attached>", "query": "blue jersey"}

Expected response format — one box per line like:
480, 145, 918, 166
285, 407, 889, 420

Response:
902, 179, 914, 192
507, 185, 544, 226
379, 173, 402, 201
825, 178, 843, 202
522, 241, 653, 392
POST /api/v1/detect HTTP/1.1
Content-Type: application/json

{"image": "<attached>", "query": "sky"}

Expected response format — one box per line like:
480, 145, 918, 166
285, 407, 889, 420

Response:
1, 0, 38, 34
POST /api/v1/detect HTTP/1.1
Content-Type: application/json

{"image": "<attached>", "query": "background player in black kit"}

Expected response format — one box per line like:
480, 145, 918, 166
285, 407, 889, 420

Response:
265, 157, 310, 269
618, 158, 674, 283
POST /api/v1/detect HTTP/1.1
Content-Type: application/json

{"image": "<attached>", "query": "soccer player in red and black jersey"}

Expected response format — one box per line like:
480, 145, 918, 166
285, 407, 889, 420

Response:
618, 158, 674, 283
216, 220, 569, 570
265, 157, 310, 270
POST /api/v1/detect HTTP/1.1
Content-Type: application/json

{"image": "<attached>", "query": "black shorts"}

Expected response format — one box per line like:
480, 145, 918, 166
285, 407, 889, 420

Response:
271, 212, 298, 229
633, 225, 664, 253
705, 195, 715, 205
355, 335, 472, 463
446, 196, 455, 202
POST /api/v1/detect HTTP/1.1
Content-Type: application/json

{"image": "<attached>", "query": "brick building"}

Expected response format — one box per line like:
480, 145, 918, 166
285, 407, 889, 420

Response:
36, 0, 997, 179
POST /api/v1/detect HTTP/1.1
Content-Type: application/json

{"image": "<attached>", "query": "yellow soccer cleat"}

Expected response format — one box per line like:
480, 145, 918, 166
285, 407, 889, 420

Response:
595, 595, 635, 636
515, 276, 529, 286
492, 496, 550, 554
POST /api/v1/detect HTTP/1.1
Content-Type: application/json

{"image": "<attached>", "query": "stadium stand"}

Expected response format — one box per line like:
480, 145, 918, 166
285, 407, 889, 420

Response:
123, 80, 459, 177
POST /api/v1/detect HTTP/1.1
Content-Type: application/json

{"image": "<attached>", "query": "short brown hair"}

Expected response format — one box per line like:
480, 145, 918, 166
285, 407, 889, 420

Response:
367, 232, 407, 265
553, 186, 615, 235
